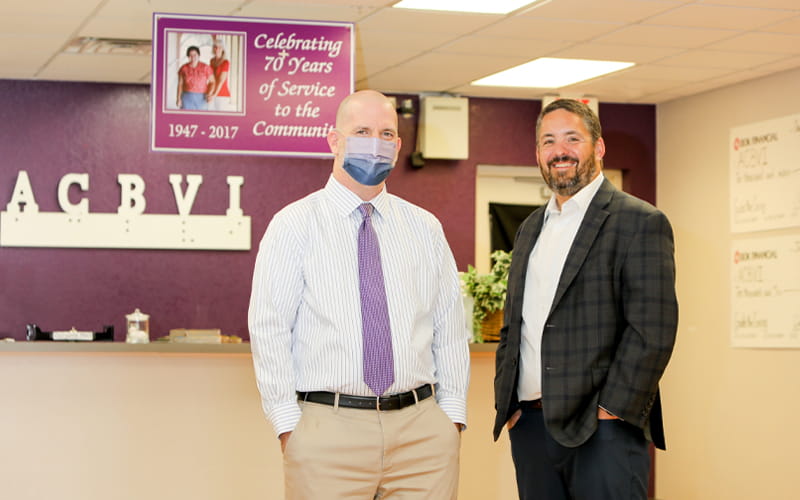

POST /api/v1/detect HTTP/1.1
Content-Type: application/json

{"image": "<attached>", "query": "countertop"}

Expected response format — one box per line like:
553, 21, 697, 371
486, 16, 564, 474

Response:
0, 340, 498, 354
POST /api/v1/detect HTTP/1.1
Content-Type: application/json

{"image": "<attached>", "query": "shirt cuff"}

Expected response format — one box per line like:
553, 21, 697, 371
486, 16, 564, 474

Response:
437, 396, 467, 428
267, 400, 303, 437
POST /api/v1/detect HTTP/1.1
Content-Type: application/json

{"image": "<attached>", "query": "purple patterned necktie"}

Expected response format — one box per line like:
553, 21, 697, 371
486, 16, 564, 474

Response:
357, 203, 395, 396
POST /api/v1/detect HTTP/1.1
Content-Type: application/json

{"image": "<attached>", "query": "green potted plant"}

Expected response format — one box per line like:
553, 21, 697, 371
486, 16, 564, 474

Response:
460, 250, 511, 342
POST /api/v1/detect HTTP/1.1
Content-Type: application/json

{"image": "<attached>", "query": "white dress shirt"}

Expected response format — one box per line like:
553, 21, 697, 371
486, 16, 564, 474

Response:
517, 173, 605, 402
249, 176, 470, 436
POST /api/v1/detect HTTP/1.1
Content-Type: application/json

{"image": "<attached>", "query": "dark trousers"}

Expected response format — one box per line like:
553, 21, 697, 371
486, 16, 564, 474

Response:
509, 406, 650, 500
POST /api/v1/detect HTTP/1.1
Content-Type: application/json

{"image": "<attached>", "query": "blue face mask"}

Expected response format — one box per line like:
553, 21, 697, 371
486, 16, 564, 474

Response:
341, 136, 397, 186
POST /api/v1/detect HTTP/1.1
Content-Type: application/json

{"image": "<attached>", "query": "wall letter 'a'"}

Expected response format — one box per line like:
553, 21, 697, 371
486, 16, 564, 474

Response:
6, 170, 39, 214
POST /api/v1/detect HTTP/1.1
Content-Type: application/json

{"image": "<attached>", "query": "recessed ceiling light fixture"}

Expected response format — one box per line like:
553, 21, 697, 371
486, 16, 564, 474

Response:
392, 0, 543, 15
472, 57, 635, 88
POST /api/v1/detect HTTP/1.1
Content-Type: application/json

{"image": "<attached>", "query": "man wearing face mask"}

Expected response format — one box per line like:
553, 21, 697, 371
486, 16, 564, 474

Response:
249, 90, 470, 500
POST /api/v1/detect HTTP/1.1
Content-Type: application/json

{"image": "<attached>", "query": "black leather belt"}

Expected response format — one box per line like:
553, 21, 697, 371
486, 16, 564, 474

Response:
519, 399, 543, 410
298, 384, 433, 411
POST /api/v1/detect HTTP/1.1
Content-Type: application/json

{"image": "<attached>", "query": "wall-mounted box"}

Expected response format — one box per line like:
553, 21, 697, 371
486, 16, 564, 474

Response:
417, 96, 469, 159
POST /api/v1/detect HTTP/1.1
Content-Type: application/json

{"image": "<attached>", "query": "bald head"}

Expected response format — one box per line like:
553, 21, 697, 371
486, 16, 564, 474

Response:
335, 90, 398, 130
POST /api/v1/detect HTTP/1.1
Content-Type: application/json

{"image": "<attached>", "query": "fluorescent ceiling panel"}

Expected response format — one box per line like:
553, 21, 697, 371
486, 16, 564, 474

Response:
392, 0, 539, 15
472, 57, 635, 88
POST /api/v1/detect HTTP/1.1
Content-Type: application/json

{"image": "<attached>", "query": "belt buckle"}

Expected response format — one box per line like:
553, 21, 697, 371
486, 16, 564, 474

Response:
375, 395, 383, 411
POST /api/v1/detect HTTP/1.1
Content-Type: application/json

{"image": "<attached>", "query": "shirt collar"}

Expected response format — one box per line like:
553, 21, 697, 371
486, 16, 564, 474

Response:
544, 172, 605, 221
324, 175, 391, 219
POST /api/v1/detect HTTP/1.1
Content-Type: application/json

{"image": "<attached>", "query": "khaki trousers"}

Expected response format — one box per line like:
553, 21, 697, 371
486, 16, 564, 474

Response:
284, 396, 461, 499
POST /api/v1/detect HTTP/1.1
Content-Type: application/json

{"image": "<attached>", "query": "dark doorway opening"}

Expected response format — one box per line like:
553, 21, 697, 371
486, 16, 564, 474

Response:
489, 202, 540, 253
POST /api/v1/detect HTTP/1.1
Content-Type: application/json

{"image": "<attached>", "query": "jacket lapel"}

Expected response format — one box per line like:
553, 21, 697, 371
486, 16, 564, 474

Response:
549, 178, 614, 313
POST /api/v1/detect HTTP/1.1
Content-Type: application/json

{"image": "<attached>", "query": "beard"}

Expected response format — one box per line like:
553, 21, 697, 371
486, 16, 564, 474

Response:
540, 153, 599, 198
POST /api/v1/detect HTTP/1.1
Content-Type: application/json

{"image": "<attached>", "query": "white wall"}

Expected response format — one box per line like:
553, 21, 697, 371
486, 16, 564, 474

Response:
656, 67, 800, 500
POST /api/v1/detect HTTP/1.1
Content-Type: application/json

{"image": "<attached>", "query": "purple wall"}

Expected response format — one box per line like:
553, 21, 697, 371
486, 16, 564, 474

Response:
0, 81, 654, 340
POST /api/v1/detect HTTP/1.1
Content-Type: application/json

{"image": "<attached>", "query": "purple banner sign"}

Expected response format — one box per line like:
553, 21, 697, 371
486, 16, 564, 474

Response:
151, 13, 353, 157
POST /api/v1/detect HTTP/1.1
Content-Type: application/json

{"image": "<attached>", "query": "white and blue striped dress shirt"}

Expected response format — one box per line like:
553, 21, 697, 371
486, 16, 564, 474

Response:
248, 176, 470, 437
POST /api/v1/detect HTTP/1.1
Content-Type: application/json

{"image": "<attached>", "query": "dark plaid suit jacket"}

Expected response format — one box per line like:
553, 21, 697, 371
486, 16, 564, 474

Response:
493, 178, 678, 450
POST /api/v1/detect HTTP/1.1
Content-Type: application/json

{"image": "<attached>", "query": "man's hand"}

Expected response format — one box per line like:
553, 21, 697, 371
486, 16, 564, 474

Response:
506, 409, 522, 430
279, 431, 292, 453
597, 407, 620, 420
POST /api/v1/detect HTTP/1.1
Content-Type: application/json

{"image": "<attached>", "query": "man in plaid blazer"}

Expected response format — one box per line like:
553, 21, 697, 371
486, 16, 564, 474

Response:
493, 98, 678, 500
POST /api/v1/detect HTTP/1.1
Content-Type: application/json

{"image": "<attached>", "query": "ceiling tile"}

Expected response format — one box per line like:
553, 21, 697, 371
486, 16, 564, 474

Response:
236, 2, 377, 22
355, 48, 424, 76
0, 1, 99, 17
563, 83, 672, 102
707, 32, 800, 54
37, 53, 152, 83
519, 0, 684, 23
609, 79, 688, 97
478, 17, 622, 41
389, 51, 529, 81
634, 90, 691, 104
93, 0, 155, 18
80, 16, 154, 40
656, 49, 789, 70
357, 8, 500, 34
758, 15, 800, 35
83, 0, 157, 39
356, 29, 455, 51
662, 71, 764, 98
148, 0, 244, 16
742, 55, 800, 75
596, 24, 738, 48
0, 15, 84, 37
361, 52, 526, 93
437, 35, 570, 58
0, 39, 63, 74
0, 35, 69, 64
357, 71, 458, 94
643, 4, 796, 30
550, 43, 683, 64
620, 64, 733, 82
566, 70, 686, 91
698, 0, 800, 9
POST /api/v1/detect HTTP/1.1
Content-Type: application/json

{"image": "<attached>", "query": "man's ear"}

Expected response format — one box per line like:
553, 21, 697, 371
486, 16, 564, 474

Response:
394, 137, 402, 162
594, 137, 606, 160
327, 129, 340, 155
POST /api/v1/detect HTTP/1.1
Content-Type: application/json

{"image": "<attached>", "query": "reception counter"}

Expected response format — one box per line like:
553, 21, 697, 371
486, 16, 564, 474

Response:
0, 340, 499, 354
0, 341, 516, 500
